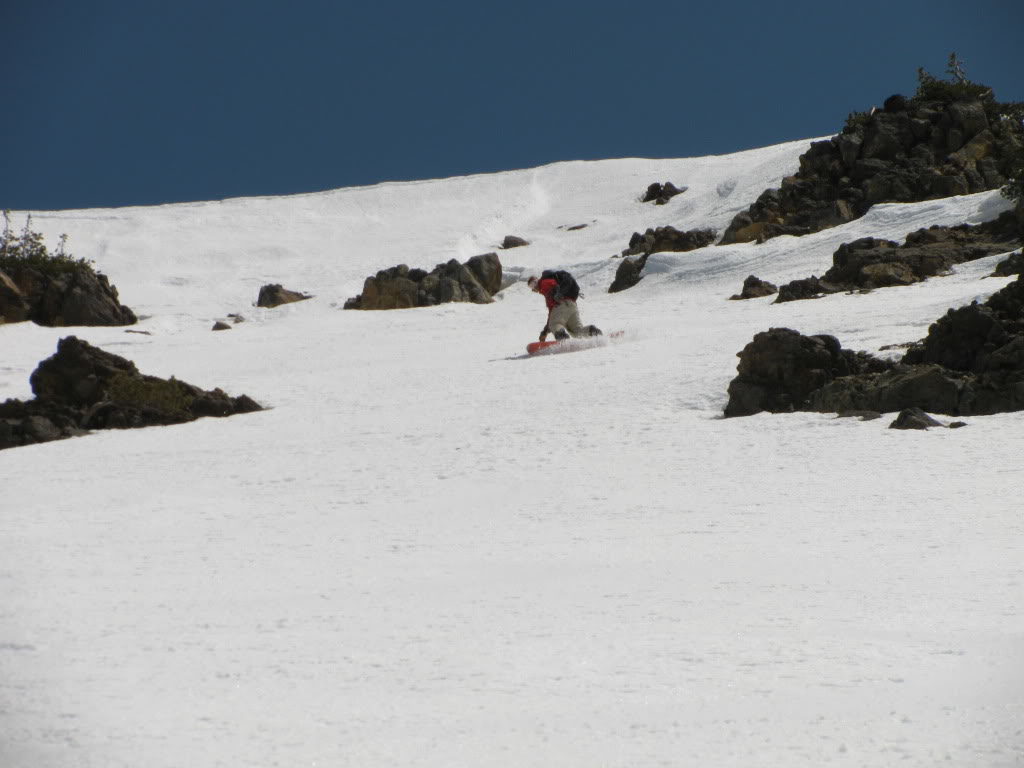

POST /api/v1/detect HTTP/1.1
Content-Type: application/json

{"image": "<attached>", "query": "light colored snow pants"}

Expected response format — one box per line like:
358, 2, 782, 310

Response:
547, 301, 589, 337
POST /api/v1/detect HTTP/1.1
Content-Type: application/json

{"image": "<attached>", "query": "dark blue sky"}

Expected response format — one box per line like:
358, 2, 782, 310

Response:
3, 0, 1022, 210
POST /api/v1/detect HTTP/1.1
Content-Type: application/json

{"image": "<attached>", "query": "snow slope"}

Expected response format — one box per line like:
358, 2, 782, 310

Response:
2, 139, 1023, 768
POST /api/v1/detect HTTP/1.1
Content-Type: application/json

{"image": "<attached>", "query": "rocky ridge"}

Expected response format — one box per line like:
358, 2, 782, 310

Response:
720, 92, 1024, 245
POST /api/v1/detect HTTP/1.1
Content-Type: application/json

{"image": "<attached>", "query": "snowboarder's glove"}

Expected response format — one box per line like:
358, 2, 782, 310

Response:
539, 326, 549, 342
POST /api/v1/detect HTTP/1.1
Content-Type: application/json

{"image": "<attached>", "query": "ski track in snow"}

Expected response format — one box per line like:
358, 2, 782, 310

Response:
2, 140, 1023, 768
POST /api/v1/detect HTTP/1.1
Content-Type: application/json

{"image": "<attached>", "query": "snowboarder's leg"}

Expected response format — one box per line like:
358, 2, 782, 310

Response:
547, 303, 574, 340
561, 302, 591, 338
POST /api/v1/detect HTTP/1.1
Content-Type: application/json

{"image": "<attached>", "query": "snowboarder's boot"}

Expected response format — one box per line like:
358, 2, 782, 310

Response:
587, 325, 603, 336
554, 329, 570, 341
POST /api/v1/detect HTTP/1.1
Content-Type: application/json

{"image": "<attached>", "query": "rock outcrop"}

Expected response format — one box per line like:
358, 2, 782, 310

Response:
0, 264, 136, 326
774, 212, 1022, 302
0, 336, 262, 451
726, 273, 1024, 417
992, 250, 1024, 277
720, 93, 1024, 245
723, 328, 892, 417
344, 253, 502, 310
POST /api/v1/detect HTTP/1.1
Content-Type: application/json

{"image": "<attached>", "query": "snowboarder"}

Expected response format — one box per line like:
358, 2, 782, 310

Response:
527, 272, 602, 341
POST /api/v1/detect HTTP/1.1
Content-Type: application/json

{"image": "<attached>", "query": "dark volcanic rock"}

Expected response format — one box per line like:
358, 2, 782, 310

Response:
641, 182, 687, 205
345, 253, 502, 310
609, 256, 647, 294
806, 363, 967, 415
730, 275, 778, 301
622, 227, 716, 258
889, 407, 946, 430
723, 328, 892, 417
730, 274, 1024, 419
774, 276, 842, 304
501, 235, 530, 249
0, 336, 262, 451
993, 250, 1024, 277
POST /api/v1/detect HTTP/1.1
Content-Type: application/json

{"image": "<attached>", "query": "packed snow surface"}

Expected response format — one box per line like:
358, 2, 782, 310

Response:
2, 139, 1023, 767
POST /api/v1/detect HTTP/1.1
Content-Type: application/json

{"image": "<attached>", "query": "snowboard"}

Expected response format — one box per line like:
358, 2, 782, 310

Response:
526, 331, 622, 356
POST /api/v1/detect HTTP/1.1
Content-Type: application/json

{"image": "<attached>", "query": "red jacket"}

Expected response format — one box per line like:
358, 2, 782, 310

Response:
536, 277, 564, 310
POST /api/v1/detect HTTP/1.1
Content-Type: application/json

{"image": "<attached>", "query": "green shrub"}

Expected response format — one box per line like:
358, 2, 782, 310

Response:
0, 211, 95, 277
912, 53, 995, 106
107, 372, 195, 418
842, 109, 871, 135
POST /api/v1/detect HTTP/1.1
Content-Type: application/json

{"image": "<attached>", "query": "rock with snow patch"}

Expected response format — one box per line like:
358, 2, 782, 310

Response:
776, 213, 1022, 302
609, 227, 716, 293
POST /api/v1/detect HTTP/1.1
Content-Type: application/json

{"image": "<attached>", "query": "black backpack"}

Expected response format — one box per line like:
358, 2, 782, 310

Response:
541, 269, 581, 301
